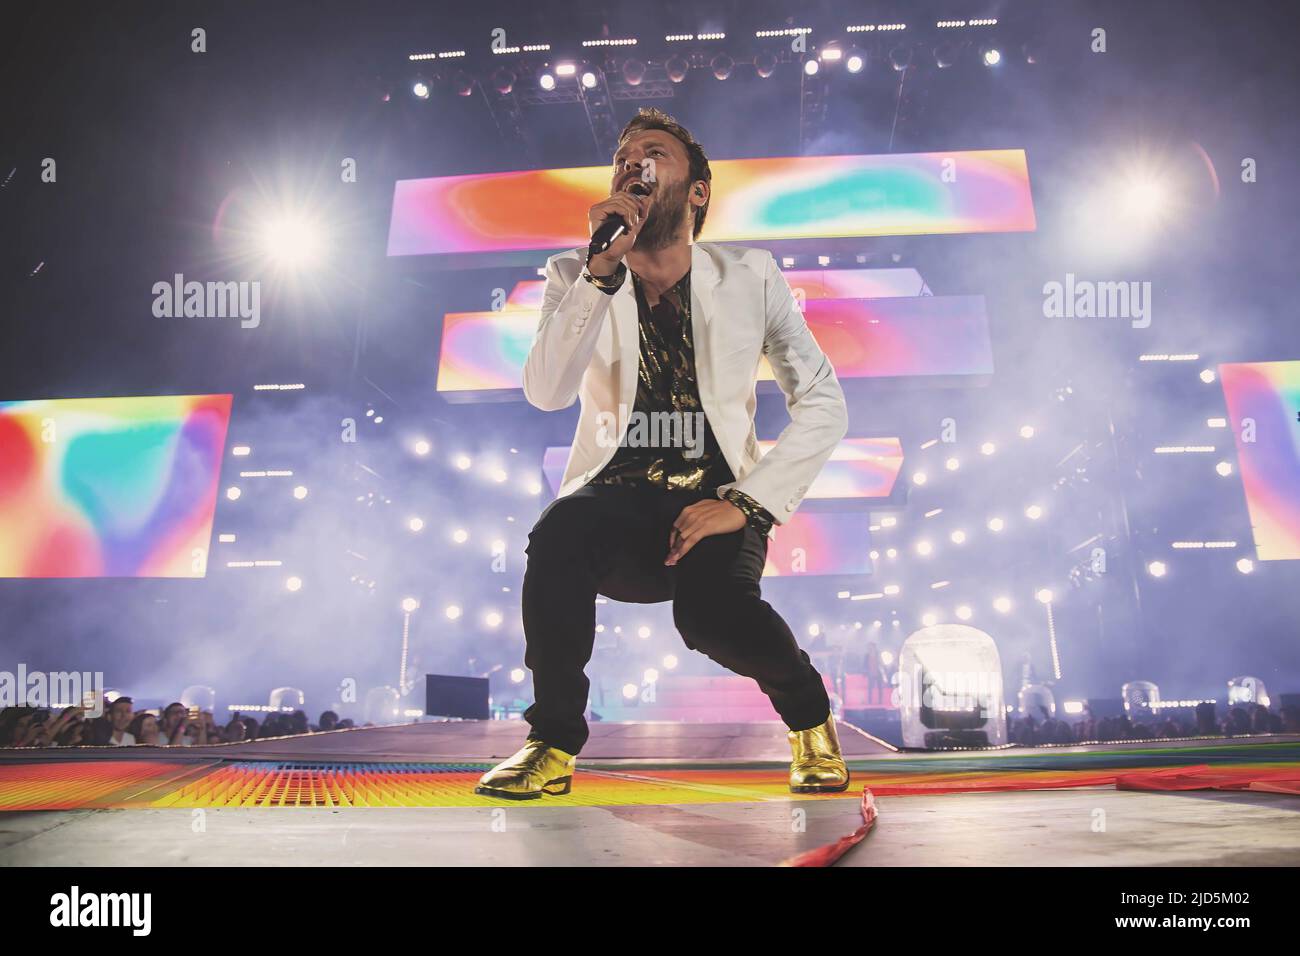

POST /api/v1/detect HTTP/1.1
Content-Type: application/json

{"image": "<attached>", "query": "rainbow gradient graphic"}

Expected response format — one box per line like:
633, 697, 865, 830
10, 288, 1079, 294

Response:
437, 277, 991, 397
763, 511, 873, 576
1219, 361, 1300, 561
389, 149, 1036, 257
0, 394, 232, 578
772, 295, 992, 381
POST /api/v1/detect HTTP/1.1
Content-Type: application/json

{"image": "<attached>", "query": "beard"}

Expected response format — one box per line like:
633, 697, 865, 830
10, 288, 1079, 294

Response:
633, 175, 692, 251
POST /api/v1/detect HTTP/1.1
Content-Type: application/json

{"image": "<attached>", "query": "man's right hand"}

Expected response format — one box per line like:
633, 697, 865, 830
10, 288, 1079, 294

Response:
587, 189, 646, 272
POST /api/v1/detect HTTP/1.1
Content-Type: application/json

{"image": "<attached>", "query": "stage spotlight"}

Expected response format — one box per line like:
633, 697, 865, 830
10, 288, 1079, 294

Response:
846, 48, 866, 73
491, 467, 508, 483
666, 54, 689, 82
1216, 461, 1233, 476
258, 215, 327, 270
889, 45, 912, 72
401, 597, 420, 612
956, 605, 973, 621
663, 654, 679, 669
885, 549, 897, 559
804, 58, 819, 76
491, 68, 515, 95
485, 611, 503, 627
581, 70, 598, 89
644, 668, 659, 684
1237, 558, 1254, 574
408, 517, 424, 532
1035, 588, 1053, 604
1020, 425, 1035, 438
226, 486, 241, 501
454, 454, 472, 469
638, 625, 651, 638
934, 42, 957, 68
622, 683, 638, 699
981, 442, 996, 455
412, 79, 430, 99
912, 471, 927, 485
538, 72, 555, 90
510, 668, 526, 683
452, 71, 473, 96
921, 611, 938, 626
754, 52, 777, 77
981, 46, 1002, 66
1123, 176, 1170, 221
945, 457, 960, 471
1025, 504, 1044, 520
554, 61, 576, 77
1148, 560, 1167, 578
623, 58, 646, 85
711, 53, 734, 79
293, 485, 308, 500
819, 44, 842, 63
451, 528, 469, 543
950, 530, 966, 544
881, 516, 897, 527
414, 439, 431, 456
994, 596, 1012, 613
916, 540, 933, 556
1199, 368, 1216, 383
286, 576, 303, 592
883, 583, 900, 595
445, 605, 462, 620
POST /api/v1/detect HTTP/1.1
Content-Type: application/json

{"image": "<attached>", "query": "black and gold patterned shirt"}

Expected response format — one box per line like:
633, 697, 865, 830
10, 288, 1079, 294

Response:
583, 261, 775, 537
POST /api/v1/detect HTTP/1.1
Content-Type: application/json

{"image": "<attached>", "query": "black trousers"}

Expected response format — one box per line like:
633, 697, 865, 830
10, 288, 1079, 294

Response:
521, 482, 831, 755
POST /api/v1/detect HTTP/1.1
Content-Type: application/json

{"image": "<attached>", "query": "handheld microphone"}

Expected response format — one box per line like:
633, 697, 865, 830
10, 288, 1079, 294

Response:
587, 215, 628, 258
588, 181, 651, 258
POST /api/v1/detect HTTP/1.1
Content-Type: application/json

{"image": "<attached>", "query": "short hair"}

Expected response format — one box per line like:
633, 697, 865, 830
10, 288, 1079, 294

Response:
615, 107, 712, 240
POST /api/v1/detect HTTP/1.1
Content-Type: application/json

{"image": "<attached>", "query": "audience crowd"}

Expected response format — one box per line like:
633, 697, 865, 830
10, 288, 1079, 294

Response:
3, 695, 1296, 749
0, 697, 354, 748
1007, 701, 1297, 745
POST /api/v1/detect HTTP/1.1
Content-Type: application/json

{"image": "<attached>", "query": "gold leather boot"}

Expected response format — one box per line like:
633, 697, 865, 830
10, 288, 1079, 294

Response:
788, 715, 850, 793
474, 739, 576, 800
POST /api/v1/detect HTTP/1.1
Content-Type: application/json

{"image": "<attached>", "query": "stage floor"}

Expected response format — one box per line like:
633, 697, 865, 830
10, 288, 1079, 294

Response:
3, 722, 1299, 866
4, 787, 1298, 867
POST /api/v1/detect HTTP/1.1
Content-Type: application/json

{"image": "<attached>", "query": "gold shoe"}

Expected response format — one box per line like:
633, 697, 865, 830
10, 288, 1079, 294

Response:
788, 715, 850, 793
474, 739, 576, 800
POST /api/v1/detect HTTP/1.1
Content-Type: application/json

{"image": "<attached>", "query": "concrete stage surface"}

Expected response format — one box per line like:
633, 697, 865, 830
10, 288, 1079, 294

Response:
2, 722, 1299, 866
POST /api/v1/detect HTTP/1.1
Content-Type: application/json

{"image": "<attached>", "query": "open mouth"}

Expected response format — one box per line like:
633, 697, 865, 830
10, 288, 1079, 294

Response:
624, 181, 653, 197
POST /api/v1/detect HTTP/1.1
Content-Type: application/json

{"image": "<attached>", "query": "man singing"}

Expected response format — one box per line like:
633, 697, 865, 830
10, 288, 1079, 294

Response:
476, 107, 851, 799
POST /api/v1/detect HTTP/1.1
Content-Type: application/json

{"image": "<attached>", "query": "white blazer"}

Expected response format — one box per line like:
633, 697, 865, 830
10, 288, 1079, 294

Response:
523, 241, 850, 531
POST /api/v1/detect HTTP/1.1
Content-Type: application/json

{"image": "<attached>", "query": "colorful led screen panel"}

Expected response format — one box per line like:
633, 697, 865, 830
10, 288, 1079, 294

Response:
0, 394, 233, 578
762, 295, 993, 381
1219, 361, 1300, 561
763, 512, 872, 577
389, 149, 1036, 257
437, 284, 991, 396
757, 437, 904, 499
542, 437, 902, 501
780, 268, 929, 299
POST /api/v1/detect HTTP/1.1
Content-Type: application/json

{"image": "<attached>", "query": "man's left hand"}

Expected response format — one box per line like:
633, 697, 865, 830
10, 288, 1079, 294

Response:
665, 499, 746, 565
